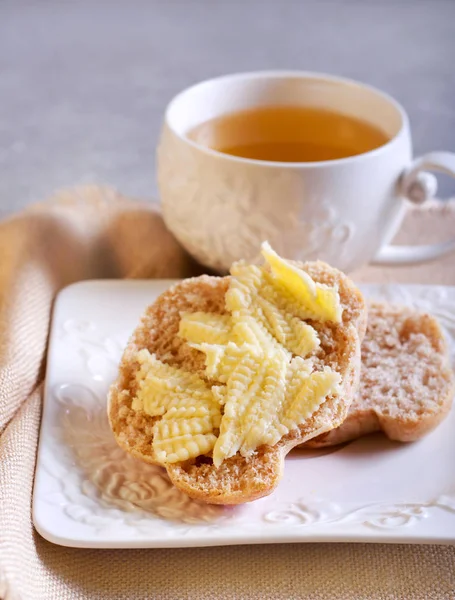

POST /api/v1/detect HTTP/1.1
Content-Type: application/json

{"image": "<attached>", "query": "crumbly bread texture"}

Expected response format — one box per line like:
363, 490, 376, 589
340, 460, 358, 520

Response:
108, 261, 366, 504
305, 302, 455, 448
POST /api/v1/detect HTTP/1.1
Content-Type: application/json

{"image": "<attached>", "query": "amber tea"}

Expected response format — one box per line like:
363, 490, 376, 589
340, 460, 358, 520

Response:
188, 105, 389, 162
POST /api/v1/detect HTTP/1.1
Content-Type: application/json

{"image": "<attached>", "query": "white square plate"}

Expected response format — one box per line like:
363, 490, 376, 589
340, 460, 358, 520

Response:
33, 280, 455, 548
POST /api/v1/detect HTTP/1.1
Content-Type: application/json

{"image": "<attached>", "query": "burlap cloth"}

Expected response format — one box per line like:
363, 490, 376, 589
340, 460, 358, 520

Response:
1, 186, 454, 600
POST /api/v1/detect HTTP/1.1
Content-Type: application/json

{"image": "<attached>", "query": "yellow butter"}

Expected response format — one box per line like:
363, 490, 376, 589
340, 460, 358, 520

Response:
132, 243, 343, 467
261, 242, 342, 323
133, 350, 222, 463
178, 312, 232, 345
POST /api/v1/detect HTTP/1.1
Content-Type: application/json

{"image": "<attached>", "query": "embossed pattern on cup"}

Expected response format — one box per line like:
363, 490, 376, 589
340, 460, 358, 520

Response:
157, 72, 415, 272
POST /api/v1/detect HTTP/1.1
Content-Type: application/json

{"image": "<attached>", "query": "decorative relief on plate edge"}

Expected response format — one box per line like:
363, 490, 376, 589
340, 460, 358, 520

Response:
263, 496, 455, 530
58, 319, 125, 382
46, 382, 237, 535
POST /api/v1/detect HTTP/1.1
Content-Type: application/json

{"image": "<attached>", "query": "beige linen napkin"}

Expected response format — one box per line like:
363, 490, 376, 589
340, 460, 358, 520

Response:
1, 187, 454, 600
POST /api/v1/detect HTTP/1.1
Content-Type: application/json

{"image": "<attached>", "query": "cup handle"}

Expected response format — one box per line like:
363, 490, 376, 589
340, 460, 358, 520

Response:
371, 151, 455, 265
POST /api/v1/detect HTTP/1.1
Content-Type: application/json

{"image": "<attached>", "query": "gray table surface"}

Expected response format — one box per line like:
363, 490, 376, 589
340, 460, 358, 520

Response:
1, 0, 455, 218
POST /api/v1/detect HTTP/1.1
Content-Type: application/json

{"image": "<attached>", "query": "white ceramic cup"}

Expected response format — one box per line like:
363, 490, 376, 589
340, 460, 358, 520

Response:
157, 71, 455, 273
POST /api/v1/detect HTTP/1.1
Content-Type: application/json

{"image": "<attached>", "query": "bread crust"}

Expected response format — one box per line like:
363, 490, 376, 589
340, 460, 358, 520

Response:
108, 262, 366, 504
305, 302, 455, 448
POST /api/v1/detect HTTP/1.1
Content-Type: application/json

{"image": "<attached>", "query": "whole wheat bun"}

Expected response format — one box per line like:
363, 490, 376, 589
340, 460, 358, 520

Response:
304, 302, 455, 448
108, 261, 367, 504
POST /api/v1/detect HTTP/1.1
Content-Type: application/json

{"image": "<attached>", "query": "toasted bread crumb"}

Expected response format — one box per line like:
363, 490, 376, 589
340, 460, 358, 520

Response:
306, 302, 455, 447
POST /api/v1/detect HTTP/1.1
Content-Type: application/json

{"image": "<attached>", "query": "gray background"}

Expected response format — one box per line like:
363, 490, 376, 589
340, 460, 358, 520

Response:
1, 0, 455, 218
